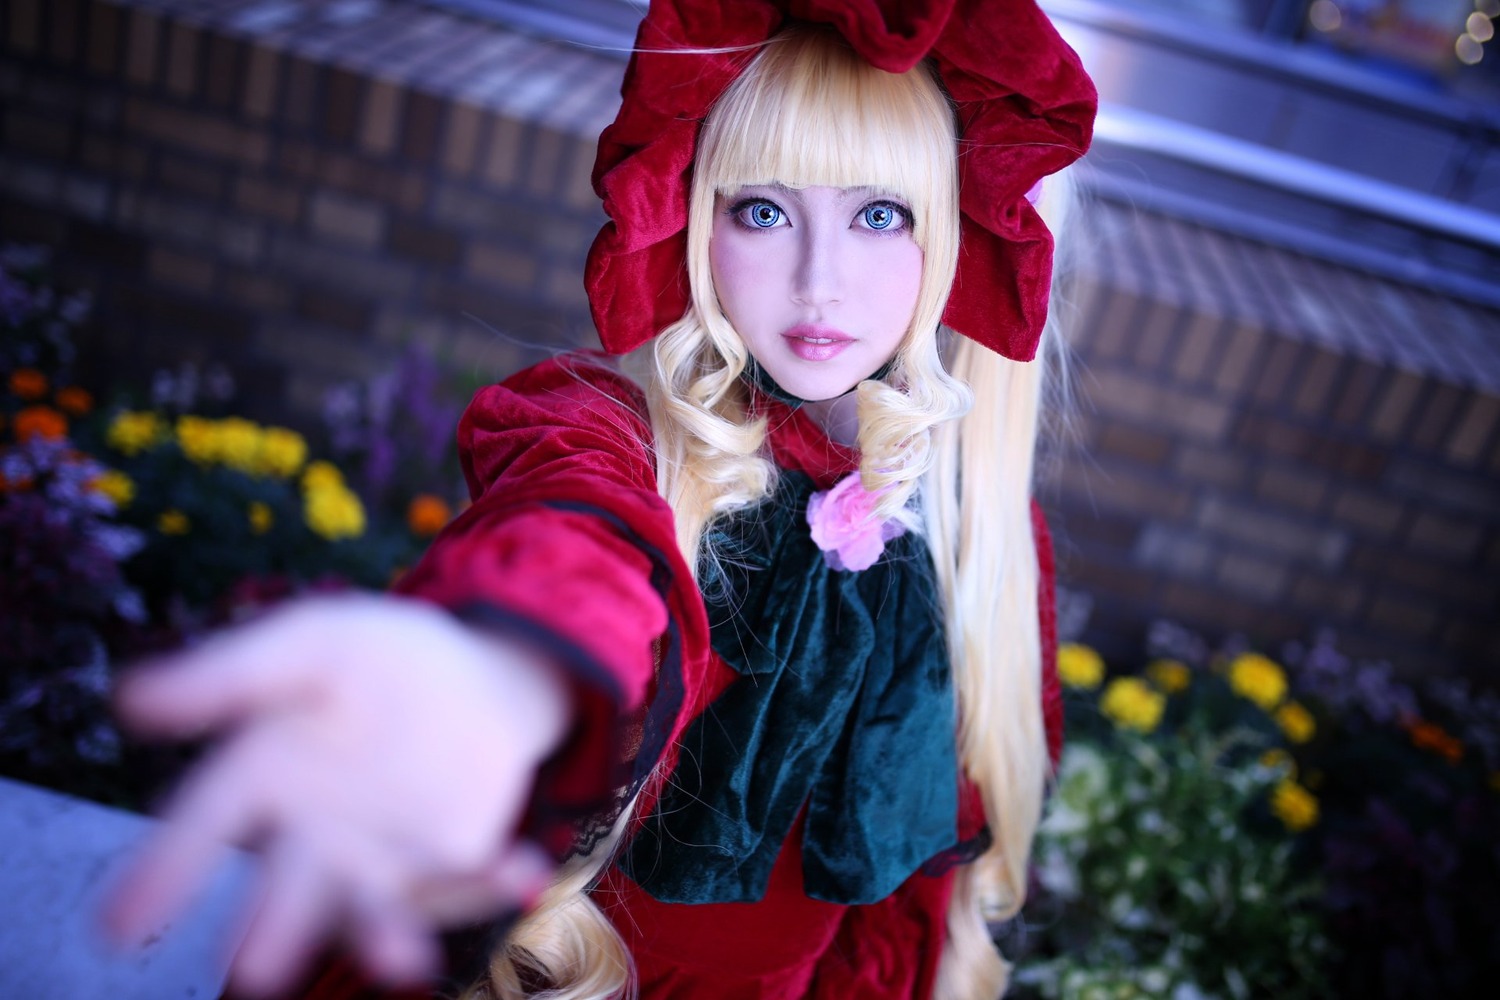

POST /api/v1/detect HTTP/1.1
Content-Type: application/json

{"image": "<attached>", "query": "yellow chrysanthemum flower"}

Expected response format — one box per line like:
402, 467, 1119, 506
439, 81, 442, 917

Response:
106, 411, 165, 456
248, 501, 274, 535
257, 426, 307, 478
301, 460, 345, 492
1274, 700, 1316, 745
1271, 778, 1319, 832
216, 417, 264, 476
158, 508, 190, 535
1259, 748, 1296, 777
89, 469, 136, 508
304, 484, 365, 541
1057, 643, 1105, 690
1145, 658, 1191, 694
1099, 677, 1166, 734
1228, 652, 1288, 711
176, 415, 219, 465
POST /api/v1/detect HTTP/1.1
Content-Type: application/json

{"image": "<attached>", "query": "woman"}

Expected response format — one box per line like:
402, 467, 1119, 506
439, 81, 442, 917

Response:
107, 3, 1095, 998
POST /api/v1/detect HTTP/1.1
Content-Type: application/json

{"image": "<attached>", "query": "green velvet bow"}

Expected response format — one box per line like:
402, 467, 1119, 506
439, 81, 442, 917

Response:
620, 471, 959, 905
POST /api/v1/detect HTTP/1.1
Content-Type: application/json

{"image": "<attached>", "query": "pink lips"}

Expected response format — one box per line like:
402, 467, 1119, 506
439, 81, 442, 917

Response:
782, 323, 854, 362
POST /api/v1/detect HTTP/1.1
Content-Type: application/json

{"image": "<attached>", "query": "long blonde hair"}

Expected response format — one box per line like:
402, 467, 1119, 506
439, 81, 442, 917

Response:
479, 26, 1070, 1000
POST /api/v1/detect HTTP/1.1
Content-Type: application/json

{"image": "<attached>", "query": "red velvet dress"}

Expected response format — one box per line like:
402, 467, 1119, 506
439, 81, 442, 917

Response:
299, 354, 1061, 1000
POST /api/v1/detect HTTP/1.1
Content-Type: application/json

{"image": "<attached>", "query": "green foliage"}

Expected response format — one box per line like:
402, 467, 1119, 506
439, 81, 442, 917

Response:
1015, 647, 1331, 999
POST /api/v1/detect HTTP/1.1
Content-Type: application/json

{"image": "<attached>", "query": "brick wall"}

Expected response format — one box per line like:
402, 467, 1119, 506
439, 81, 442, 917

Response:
0, 0, 617, 420
1048, 201, 1500, 683
3, 0, 1497, 685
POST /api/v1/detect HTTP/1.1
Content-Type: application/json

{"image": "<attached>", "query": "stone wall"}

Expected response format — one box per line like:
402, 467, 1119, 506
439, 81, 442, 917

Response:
3, 0, 1497, 684
0, 0, 614, 420
1048, 200, 1500, 680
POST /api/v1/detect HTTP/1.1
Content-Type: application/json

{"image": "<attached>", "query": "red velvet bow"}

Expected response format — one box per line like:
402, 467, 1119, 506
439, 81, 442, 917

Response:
585, 0, 1097, 361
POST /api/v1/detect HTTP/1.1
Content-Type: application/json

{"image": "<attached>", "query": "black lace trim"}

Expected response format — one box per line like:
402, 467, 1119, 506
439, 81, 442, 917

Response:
537, 501, 684, 860
920, 824, 992, 878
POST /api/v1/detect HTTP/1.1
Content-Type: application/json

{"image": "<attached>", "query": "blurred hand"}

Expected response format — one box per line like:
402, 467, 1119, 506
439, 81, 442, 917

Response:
102, 593, 570, 997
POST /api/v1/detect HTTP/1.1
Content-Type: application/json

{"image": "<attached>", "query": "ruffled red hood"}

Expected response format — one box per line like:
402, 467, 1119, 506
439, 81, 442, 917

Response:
585, 0, 1096, 361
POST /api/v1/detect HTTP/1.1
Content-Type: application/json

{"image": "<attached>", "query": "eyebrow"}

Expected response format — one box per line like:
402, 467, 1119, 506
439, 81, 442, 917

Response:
725, 183, 903, 204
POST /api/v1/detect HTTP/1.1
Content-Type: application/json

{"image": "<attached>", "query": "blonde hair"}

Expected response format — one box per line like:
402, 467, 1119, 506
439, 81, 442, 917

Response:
477, 26, 1073, 1000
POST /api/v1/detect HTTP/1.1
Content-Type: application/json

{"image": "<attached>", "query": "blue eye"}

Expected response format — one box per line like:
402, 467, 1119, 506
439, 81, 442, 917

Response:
861, 202, 907, 232
735, 200, 784, 229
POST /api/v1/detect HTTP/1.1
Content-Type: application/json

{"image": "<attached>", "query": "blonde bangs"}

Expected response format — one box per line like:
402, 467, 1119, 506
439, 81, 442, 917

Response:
699, 28, 953, 252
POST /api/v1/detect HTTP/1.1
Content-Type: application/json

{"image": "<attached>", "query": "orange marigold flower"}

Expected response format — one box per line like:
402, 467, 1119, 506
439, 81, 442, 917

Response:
55, 385, 94, 416
9, 368, 48, 400
406, 494, 453, 537
14, 405, 67, 443
1405, 718, 1463, 765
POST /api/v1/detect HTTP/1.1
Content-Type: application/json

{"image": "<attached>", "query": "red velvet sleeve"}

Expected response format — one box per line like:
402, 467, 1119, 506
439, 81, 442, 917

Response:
392, 355, 707, 857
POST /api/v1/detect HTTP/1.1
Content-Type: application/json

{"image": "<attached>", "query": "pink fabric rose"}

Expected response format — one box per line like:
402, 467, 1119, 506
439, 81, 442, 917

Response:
806, 472, 906, 572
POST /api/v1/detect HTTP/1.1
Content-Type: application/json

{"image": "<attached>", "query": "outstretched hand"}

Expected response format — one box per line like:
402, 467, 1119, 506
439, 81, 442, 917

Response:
102, 593, 570, 997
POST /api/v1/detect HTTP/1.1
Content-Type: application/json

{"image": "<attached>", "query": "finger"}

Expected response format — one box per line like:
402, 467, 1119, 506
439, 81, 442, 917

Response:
228, 839, 340, 998
408, 840, 556, 925
101, 733, 272, 943
346, 896, 441, 987
115, 601, 345, 738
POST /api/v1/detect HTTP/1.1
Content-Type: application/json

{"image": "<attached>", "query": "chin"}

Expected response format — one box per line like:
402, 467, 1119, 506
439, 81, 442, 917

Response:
775, 370, 860, 402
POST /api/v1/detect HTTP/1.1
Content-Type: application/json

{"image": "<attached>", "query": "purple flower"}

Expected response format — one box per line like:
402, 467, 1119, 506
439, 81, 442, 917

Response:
0, 267, 32, 326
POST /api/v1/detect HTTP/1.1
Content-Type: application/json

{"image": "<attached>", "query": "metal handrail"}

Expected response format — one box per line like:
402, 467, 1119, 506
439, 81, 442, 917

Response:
1094, 103, 1500, 252
1045, 0, 1500, 129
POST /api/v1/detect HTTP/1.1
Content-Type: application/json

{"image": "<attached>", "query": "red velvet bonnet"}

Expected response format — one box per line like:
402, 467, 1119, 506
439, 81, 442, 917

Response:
584, 0, 1097, 362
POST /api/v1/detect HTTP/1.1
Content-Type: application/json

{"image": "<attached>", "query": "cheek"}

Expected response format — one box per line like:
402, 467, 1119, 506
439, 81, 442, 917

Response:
709, 228, 771, 327
859, 241, 924, 325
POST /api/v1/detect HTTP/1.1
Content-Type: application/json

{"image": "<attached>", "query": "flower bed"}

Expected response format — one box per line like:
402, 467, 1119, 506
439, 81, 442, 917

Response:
1012, 620, 1500, 999
0, 247, 465, 807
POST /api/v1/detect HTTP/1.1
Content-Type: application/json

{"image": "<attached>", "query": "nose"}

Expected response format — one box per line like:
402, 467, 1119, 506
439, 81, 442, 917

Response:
790, 220, 843, 308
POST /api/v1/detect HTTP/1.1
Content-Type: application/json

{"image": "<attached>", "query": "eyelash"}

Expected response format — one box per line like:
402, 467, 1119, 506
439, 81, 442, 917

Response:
725, 197, 914, 235
858, 200, 912, 235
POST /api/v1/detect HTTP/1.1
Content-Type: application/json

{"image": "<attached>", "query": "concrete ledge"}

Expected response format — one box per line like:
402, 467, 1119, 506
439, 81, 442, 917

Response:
0, 775, 251, 999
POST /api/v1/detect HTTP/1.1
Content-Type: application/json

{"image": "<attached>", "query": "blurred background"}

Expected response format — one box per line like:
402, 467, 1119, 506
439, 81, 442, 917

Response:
2, 1, 1498, 997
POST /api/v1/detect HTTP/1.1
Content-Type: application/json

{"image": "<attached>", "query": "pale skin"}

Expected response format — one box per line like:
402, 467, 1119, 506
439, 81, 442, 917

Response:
711, 183, 923, 442
107, 183, 923, 994
105, 596, 567, 996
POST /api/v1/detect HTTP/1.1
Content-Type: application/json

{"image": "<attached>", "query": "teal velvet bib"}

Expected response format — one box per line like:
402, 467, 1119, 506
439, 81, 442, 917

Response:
620, 471, 959, 905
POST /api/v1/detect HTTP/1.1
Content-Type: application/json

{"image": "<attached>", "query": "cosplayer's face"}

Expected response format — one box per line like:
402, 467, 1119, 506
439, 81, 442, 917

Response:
710, 184, 923, 402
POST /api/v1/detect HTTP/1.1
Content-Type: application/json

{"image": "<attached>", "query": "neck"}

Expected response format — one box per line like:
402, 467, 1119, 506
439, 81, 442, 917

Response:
802, 393, 861, 446
742, 356, 892, 449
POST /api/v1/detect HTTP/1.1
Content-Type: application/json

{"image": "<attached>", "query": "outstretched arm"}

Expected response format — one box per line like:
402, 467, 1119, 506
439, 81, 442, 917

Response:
104, 594, 570, 997
105, 357, 693, 996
